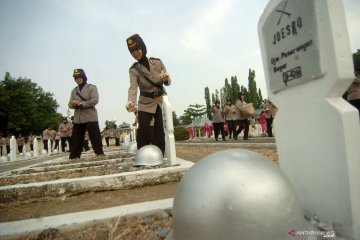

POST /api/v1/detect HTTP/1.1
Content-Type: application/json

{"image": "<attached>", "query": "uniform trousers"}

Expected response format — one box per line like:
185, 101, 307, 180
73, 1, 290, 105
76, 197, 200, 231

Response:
234, 119, 250, 140
213, 122, 225, 141
43, 140, 49, 152
69, 121, 103, 159
266, 117, 274, 137
226, 120, 235, 139
54, 139, 59, 151
137, 105, 165, 155
60, 137, 70, 152
18, 145, 24, 153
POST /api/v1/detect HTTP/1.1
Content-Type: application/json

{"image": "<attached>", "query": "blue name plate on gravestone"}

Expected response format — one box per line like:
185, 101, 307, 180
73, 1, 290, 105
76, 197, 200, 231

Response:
261, 0, 323, 93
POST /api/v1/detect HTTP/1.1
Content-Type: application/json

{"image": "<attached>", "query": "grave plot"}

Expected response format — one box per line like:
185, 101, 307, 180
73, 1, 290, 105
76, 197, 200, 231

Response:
0, 147, 191, 204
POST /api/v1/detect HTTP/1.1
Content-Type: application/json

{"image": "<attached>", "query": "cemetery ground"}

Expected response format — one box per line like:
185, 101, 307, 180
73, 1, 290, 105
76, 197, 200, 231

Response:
0, 138, 278, 240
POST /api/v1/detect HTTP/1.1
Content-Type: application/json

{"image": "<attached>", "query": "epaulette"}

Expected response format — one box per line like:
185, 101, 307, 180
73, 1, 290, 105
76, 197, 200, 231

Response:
149, 57, 160, 61
130, 62, 138, 69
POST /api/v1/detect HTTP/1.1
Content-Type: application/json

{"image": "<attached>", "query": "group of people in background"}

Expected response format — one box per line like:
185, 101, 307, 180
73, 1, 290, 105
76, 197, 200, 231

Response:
212, 92, 278, 141
0, 132, 35, 156
0, 118, 74, 156
102, 127, 132, 147
41, 117, 73, 153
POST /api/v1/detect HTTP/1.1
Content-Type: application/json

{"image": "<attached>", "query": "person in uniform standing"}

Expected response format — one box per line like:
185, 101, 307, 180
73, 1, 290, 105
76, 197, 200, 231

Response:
114, 127, 121, 146
68, 68, 104, 160
103, 127, 110, 147
263, 100, 277, 137
58, 117, 71, 152
16, 133, 25, 154
27, 132, 34, 151
54, 131, 61, 152
125, 34, 171, 155
42, 126, 52, 152
50, 128, 57, 151
234, 92, 250, 140
223, 99, 237, 140
212, 100, 226, 141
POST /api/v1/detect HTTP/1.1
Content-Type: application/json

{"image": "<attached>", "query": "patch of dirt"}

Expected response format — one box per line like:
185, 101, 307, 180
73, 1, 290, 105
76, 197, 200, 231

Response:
176, 144, 278, 164
0, 143, 278, 240
23, 211, 173, 240
0, 182, 178, 222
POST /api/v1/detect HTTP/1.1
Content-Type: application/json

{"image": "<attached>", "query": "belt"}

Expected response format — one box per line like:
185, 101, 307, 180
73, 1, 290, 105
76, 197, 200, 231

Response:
140, 91, 164, 99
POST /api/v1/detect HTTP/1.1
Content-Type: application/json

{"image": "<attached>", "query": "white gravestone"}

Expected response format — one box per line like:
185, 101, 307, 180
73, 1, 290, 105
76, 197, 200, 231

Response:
65, 141, 69, 152
162, 95, 177, 165
259, 0, 360, 238
9, 136, 16, 161
22, 145, 26, 155
33, 138, 38, 157
59, 139, 62, 153
47, 139, 51, 155
132, 128, 137, 142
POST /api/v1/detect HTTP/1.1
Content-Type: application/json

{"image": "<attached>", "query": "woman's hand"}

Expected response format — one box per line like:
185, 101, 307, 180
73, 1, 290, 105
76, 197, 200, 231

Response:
159, 70, 170, 82
70, 99, 80, 107
125, 101, 138, 112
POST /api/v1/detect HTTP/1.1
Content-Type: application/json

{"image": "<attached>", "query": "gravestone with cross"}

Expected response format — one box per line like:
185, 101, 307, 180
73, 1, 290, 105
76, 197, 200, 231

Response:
259, 0, 360, 238
162, 95, 177, 165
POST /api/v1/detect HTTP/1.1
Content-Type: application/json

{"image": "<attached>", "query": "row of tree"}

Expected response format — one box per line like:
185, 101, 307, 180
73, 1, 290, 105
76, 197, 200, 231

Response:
0, 72, 62, 136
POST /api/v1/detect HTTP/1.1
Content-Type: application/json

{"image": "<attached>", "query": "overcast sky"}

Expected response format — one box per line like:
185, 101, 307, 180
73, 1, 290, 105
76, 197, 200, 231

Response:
0, 0, 359, 129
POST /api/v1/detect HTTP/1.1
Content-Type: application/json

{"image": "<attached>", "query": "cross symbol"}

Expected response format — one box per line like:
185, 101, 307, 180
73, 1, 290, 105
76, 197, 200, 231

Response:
276, 1, 291, 25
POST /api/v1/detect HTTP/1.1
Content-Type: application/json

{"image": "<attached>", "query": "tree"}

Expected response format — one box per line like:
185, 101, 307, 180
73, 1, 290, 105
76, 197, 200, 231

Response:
180, 104, 206, 125
0, 72, 62, 135
179, 114, 192, 126
172, 111, 181, 127
258, 88, 264, 107
240, 86, 249, 101
214, 89, 220, 103
230, 76, 240, 102
248, 69, 262, 108
204, 87, 212, 120
223, 78, 232, 102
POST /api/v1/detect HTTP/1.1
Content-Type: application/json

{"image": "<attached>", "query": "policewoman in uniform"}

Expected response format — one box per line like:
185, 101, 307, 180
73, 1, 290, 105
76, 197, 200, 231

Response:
68, 69, 104, 160
125, 34, 171, 155
234, 92, 250, 140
